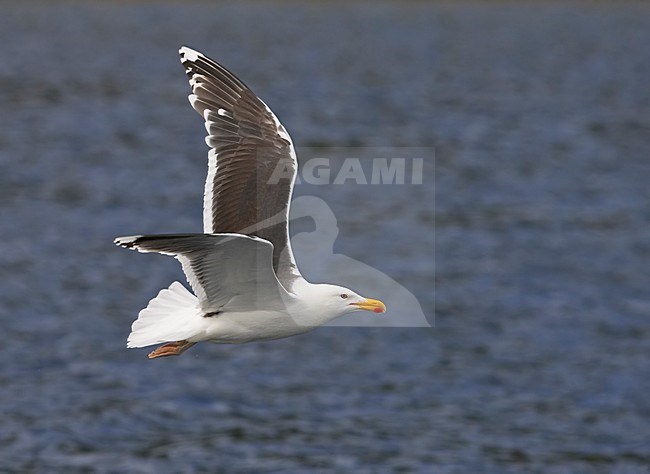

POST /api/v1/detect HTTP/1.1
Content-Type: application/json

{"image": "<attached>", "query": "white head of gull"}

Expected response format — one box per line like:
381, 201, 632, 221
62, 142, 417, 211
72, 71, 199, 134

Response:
115, 47, 386, 359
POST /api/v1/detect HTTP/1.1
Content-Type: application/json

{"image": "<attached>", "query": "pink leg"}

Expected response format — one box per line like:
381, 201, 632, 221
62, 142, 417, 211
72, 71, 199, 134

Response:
148, 340, 196, 359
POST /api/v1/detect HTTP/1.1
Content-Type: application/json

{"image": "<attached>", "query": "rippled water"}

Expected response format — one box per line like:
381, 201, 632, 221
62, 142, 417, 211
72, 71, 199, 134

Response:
0, 2, 648, 472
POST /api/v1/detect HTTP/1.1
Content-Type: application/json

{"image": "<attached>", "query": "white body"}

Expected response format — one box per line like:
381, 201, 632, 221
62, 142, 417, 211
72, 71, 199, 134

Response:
127, 279, 356, 348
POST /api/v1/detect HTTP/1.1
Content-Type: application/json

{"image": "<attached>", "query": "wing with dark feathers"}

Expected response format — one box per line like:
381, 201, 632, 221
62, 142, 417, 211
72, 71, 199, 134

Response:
115, 233, 289, 313
179, 47, 300, 289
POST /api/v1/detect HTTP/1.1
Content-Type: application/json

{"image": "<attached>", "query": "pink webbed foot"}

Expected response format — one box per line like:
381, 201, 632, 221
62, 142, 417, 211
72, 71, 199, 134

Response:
147, 340, 195, 359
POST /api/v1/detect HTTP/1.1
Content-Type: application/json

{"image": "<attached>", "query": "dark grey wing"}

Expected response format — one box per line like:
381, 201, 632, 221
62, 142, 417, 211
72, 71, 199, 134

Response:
115, 233, 289, 313
179, 47, 301, 289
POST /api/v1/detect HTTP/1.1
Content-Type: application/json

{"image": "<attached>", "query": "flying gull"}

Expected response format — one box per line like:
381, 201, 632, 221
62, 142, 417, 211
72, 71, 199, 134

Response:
115, 47, 386, 359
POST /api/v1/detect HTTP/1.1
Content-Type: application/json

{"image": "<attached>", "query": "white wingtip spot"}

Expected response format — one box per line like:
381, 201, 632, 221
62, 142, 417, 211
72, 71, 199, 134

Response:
114, 235, 142, 246
179, 46, 201, 62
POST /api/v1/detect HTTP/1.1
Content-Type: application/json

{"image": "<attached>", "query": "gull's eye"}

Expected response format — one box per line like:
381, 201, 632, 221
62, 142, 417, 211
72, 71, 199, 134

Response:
340, 294, 349, 299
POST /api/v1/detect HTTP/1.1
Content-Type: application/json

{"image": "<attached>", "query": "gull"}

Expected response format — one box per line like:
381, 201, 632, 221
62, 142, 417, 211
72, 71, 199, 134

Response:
115, 47, 386, 359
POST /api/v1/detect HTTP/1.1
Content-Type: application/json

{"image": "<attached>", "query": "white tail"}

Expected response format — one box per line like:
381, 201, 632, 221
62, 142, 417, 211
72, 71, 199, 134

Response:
127, 281, 203, 348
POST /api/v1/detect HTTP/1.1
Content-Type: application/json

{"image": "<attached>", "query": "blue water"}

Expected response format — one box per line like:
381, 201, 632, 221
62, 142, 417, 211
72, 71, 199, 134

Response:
0, 2, 648, 472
